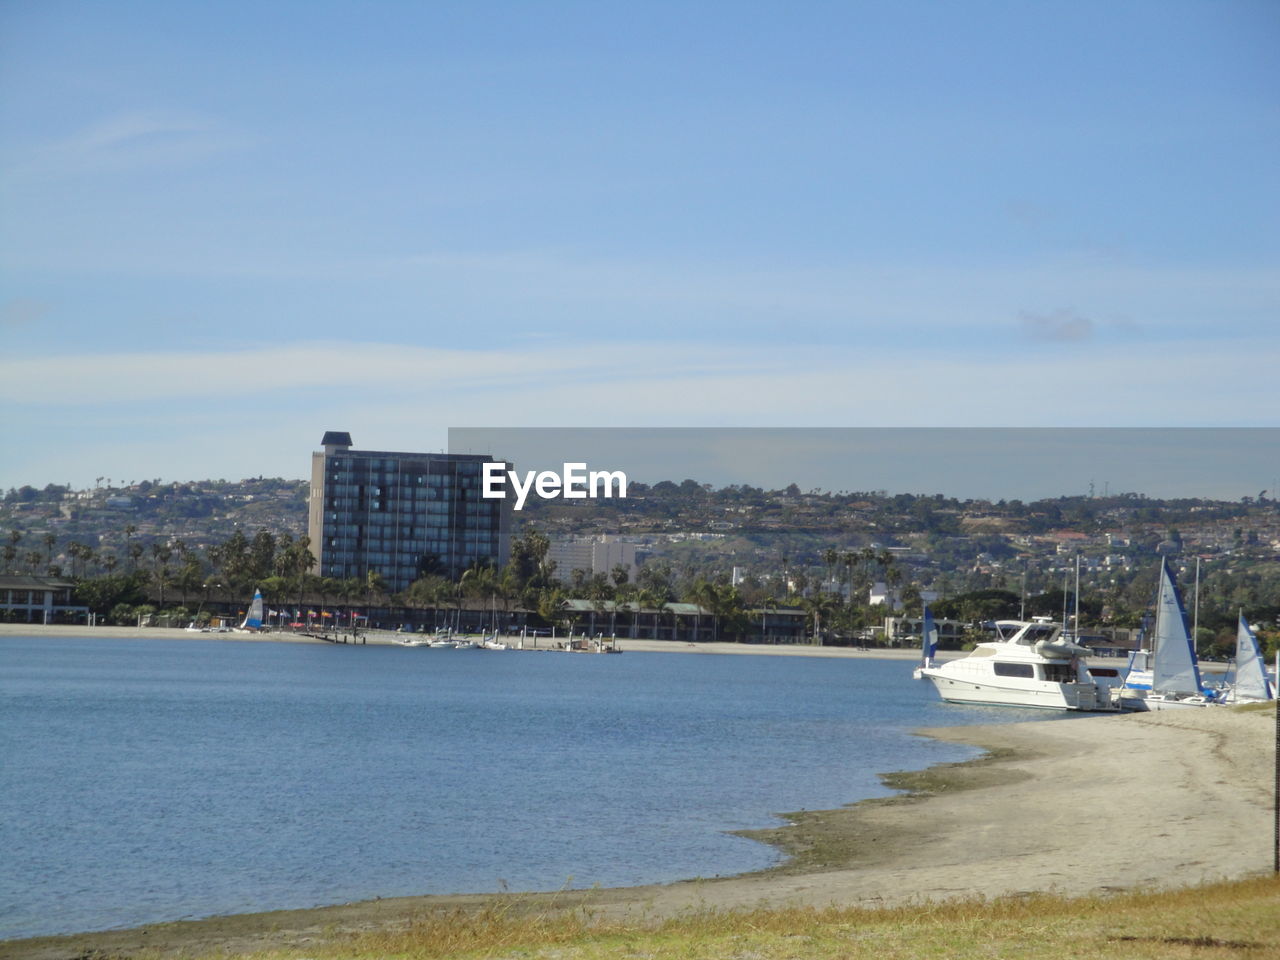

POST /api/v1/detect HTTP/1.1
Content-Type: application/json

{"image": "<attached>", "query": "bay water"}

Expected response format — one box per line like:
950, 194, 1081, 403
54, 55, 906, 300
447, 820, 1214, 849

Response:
1, 636, 1065, 939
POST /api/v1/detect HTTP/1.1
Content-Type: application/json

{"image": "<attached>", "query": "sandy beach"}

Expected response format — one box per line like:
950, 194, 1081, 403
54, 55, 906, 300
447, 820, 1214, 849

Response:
1, 625, 1272, 958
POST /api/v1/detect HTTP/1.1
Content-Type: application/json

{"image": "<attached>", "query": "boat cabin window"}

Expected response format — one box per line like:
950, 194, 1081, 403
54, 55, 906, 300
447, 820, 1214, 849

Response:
1043, 664, 1076, 683
1018, 624, 1060, 645
993, 662, 1035, 678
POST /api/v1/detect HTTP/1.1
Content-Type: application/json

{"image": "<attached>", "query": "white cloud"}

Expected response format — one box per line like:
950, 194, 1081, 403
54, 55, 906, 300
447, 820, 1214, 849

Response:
3, 110, 243, 180
1019, 308, 1094, 342
4, 336, 1277, 490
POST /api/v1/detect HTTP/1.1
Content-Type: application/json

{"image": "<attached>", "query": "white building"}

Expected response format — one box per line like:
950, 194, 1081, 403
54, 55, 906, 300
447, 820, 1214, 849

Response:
869, 581, 903, 610
548, 536, 638, 584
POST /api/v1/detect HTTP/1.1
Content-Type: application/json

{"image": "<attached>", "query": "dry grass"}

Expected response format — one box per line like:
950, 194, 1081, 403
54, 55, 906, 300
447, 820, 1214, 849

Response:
211, 873, 1280, 960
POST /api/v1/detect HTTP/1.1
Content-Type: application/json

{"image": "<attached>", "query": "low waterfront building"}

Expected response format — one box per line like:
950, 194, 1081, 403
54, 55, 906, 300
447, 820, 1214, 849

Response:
0, 575, 90, 624
556, 599, 807, 643
883, 614, 968, 649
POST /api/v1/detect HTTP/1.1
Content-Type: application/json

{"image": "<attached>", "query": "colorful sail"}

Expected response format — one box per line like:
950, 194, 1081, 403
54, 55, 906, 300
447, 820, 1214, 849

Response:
1232, 614, 1274, 701
239, 589, 265, 630
1150, 558, 1203, 697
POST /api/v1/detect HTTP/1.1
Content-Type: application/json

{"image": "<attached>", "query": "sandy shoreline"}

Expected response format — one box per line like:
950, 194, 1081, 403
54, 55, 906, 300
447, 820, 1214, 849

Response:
2, 626, 1271, 958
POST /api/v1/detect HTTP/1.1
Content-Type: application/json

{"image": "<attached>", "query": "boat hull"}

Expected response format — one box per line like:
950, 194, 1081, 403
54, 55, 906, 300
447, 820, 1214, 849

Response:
1119, 692, 1220, 711
923, 672, 1114, 711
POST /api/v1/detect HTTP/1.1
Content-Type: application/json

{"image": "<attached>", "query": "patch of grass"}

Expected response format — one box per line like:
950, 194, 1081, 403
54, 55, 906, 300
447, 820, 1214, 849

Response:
215, 874, 1280, 960
1231, 700, 1277, 713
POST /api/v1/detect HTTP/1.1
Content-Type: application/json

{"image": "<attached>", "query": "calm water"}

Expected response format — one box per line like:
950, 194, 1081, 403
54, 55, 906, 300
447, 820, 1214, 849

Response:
0, 636, 1064, 939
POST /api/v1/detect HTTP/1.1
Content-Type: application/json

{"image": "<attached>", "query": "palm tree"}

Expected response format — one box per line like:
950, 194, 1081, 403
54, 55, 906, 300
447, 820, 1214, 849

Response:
364, 570, 388, 626
822, 548, 838, 589
405, 575, 452, 630
5, 529, 24, 574
315, 577, 338, 621
800, 592, 837, 645
123, 525, 137, 570
460, 564, 498, 632
336, 578, 362, 630
154, 564, 174, 608
843, 551, 859, 606
176, 560, 203, 607
66, 542, 93, 579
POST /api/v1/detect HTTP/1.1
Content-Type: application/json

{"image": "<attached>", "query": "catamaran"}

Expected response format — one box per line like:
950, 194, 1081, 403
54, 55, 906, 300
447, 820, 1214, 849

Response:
1223, 613, 1276, 703
236, 588, 265, 632
1119, 558, 1221, 711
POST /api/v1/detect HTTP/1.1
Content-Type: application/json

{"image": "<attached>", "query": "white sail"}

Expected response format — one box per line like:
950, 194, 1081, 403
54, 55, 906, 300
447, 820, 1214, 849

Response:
240, 589, 265, 631
1231, 614, 1274, 702
1150, 559, 1203, 698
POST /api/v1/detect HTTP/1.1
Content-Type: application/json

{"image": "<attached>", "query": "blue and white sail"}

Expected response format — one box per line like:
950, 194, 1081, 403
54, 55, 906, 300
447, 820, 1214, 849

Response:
921, 605, 938, 667
1122, 648, 1152, 690
239, 589, 265, 631
1150, 558, 1204, 698
1228, 614, 1274, 702
912, 605, 939, 679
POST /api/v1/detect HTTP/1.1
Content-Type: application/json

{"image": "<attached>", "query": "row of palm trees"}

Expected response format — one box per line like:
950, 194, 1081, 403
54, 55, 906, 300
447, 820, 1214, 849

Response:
29, 521, 915, 642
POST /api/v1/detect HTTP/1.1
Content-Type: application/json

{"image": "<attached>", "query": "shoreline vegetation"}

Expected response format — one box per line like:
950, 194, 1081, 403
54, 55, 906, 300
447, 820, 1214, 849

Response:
1, 626, 1274, 958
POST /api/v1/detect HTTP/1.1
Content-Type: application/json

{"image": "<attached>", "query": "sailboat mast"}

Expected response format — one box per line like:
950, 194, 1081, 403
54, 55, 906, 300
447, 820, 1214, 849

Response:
1192, 556, 1201, 651
1061, 568, 1069, 634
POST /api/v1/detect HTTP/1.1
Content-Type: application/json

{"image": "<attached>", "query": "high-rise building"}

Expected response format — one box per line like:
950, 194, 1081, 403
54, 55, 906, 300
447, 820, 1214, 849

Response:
546, 535, 638, 584
308, 432, 512, 592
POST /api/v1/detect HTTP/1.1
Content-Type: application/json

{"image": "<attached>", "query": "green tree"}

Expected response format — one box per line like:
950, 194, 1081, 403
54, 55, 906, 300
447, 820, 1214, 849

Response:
535, 586, 569, 634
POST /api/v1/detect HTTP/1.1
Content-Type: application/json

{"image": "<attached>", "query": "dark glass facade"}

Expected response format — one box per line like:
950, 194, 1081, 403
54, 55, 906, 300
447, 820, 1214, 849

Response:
309, 439, 511, 592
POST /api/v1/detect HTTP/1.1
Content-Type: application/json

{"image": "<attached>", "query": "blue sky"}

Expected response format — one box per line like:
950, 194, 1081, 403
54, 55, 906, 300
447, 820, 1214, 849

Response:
1, 1, 1277, 493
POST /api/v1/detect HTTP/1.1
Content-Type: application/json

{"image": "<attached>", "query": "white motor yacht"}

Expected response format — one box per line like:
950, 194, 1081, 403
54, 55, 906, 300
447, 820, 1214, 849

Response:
920, 617, 1117, 711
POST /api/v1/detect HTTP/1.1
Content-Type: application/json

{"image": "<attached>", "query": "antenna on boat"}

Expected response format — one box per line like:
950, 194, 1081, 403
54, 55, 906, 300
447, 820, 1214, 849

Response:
1073, 553, 1081, 642
1061, 566, 1070, 635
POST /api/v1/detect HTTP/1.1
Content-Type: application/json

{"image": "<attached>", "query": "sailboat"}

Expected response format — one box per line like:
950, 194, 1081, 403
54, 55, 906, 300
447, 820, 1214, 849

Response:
1119, 558, 1220, 711
911, 605, 939, 680
236, 588, 266, 632
1224, 614, 1275, 703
